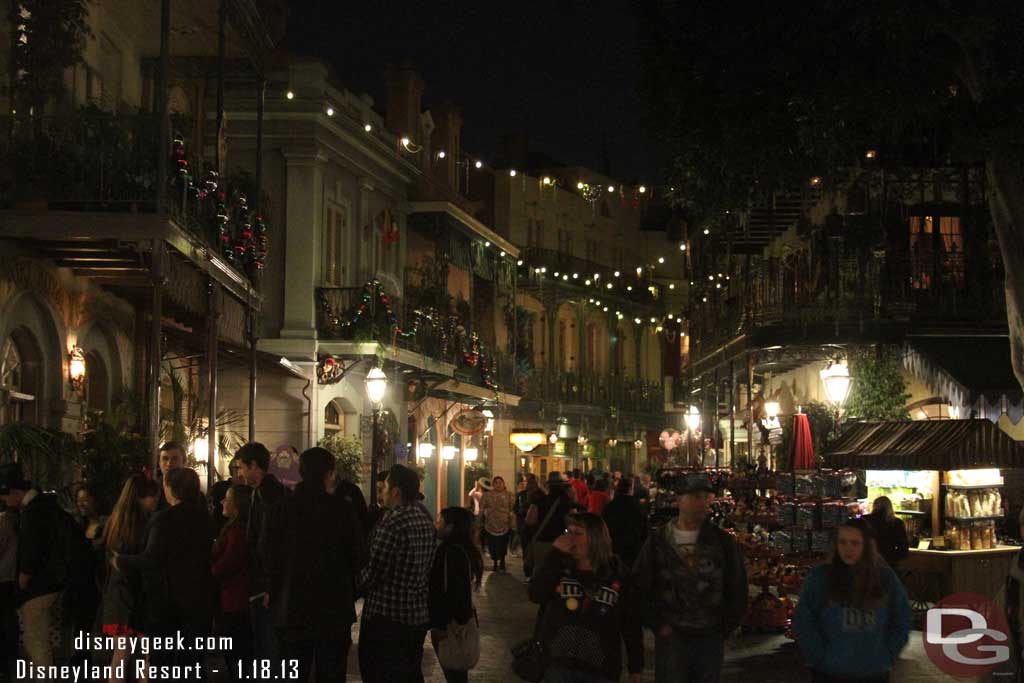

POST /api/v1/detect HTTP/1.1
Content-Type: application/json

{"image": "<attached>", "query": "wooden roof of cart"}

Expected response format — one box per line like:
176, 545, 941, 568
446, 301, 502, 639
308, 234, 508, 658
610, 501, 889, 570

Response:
823, 419, 1024, 470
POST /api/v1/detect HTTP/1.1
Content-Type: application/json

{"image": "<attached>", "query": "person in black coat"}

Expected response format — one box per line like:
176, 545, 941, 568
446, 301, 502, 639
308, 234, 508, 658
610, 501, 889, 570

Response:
866, 496, 909, 568
265, 448, 367, 683
601, 478, 648, 567
428, 507, 483, 683
114, 468, 213, 671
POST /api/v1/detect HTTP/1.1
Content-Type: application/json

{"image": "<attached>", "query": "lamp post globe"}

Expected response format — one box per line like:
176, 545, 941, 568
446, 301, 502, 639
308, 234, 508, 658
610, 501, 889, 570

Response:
365, 366, 388, 506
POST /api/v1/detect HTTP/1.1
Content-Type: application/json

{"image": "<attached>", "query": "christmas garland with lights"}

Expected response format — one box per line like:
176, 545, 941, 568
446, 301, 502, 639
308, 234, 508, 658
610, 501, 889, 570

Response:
319, 279, 498, 390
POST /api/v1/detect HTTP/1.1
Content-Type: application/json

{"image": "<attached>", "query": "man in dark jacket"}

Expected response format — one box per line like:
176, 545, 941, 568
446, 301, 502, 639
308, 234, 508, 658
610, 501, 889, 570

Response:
0, 463, 84, 667
602, 477, 648, 566
633, 472, 748, 683
236, 442, 288, 660
156, 441, 186, 510
267, 448, 366, 683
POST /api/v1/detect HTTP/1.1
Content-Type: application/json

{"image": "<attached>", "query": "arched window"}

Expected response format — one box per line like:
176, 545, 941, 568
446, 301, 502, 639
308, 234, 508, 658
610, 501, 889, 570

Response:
324, 401, 342, 433
0, 330, 41, 425
85, 351, 110, 413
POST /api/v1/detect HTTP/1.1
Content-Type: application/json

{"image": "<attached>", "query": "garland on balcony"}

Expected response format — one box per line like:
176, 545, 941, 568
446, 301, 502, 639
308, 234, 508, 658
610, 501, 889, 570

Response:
319, 279, 498, 390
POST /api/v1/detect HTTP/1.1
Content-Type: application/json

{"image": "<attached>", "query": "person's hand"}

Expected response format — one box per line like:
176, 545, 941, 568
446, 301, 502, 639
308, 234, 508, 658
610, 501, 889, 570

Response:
552, 534, 573, 554
658, 624, 673, 638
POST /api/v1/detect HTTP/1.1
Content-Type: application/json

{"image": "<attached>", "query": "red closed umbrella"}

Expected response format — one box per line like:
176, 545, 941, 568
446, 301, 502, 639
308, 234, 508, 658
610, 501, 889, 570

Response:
789, 413, 815, 471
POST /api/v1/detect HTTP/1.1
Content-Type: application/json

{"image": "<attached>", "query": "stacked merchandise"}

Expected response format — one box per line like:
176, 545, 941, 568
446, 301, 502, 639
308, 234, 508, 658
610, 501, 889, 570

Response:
727, 470, 859, 633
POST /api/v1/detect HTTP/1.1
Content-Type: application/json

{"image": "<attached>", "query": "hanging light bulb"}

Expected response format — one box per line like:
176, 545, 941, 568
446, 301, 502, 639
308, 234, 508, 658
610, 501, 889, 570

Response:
669, 283, 675, 289
438, 150, 446, 159
607, 185, 615, 192
517, 259, 524, 266
658, 257, 665, 264
703, 228, 710, 235
475, 160, 483, 169
634, 317, 642, 324
364, 123, 372, 132
626, 285, 633, 291
636, 267, 642, 276
639, 185, 647, 194
543, 176, 552, 185
577, 181, 585, 189
679, 243, 686, 251
326, 105, 334, 116
285, 90, 295, 100
401, 136, 411, 146
509, 169, 517, 177
614, 271, 620, 277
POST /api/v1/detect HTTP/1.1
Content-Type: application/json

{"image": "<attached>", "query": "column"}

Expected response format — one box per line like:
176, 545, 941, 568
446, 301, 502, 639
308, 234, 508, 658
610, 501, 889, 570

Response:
280, 148, 326, 338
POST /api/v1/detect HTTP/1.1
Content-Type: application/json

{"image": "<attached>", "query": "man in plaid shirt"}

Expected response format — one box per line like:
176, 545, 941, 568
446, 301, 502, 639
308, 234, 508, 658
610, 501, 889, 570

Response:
358, 464, 436, 682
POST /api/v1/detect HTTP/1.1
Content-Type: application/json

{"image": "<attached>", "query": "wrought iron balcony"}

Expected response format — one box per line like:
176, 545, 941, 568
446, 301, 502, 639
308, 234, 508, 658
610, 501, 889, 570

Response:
517, 247, 662, 307
688, 251, 1006, 366
517, 367, 663, 416
0, 108, 266, 281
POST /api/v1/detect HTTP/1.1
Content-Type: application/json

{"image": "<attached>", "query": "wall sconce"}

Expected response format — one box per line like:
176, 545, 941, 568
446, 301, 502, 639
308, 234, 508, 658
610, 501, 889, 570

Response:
416, 443, 435, 461
68, 346, 86, 392
634, 438, 644, 448
463, 447, 478, 462
548, 432, 558, 444
442, 445, 457, 461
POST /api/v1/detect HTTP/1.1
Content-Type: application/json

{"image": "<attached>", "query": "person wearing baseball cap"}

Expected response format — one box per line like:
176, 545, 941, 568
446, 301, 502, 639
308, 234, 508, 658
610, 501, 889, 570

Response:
633, 471, 748, 682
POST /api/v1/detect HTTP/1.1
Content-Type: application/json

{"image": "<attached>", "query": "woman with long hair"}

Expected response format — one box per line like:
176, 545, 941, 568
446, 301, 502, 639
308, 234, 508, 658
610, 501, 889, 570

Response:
429, 506, 484, 683
865, 496, 909, 568
527, 512, 643, 683
212, 484, 254, 680
793, 518, 912, 682
481, 476, 515, 572
115, 468, 213, 672
100, 474, 160, 674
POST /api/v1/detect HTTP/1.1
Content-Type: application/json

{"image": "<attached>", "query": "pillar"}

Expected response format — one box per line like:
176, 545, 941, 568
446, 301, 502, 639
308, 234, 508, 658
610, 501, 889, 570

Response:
280, 148, 326, 338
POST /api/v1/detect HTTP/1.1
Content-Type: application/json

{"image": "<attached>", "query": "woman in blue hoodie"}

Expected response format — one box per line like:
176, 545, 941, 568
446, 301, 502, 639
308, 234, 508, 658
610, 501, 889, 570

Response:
794, 518, 911, 682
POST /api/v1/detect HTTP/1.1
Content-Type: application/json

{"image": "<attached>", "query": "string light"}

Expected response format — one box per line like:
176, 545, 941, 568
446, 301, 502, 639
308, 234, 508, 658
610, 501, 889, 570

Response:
517, 259, 524, 266
668, 313, 674, 320
364, 123, 372, 132
669, 283, 675, 289
607, 185, 615, 192
500, 250, 506, 257
679, 243, 686, 251
577, 181, 584, 189
585, 279, 592, 286
603, 306, 609, 312
401, 136, 410, 146
636, 267, 642, 276
658, 257, 665, 264
634, 317, 642, 324
606, 283, 613, 289
484, 241, 491, 247
613, 270, 620, 277
562, 274, 568, 281
438, 150, 446, 158
326, 106, 334, 116
543, 176, 552, 185
572, 273, 579, 279
285, 90, 294, 100
554, 271, 560, 277
475, 160, 483, 169
626, 285, 633, 291
809, 176, 822, 186
865, 149, 877, 159
703, 228, 710, 235
510, 169, 517, 177
639, 186, 647, 194
650, 318, 656, 324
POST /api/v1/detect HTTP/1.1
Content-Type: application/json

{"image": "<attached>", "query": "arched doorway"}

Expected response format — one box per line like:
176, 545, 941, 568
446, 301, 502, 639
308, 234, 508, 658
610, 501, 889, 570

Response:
323, 398, 359, 438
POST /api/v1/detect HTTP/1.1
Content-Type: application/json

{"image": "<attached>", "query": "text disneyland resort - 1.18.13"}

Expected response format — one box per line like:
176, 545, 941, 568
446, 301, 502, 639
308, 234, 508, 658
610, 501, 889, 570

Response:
16, 631, 301, 681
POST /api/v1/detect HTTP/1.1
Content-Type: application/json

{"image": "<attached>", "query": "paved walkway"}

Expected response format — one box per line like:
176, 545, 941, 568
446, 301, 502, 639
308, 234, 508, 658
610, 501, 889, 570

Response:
350, 554, 973, 682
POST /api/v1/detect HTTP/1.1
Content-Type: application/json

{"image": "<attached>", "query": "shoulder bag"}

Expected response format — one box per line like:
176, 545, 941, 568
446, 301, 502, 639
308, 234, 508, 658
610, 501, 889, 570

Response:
435, 546, 480, 671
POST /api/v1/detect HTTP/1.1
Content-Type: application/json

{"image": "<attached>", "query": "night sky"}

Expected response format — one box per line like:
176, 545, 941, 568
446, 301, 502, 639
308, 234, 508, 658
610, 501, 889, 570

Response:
284, 0, 659, 183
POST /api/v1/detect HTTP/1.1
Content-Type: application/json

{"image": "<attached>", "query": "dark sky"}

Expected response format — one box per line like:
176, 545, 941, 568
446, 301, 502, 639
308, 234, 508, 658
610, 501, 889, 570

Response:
283, 0, 659, 183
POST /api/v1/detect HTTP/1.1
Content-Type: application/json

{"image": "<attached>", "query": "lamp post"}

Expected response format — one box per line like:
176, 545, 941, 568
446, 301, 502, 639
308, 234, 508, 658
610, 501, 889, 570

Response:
365, 366, 388, 496
685, 405, 701, 465
819, 360, 852, 436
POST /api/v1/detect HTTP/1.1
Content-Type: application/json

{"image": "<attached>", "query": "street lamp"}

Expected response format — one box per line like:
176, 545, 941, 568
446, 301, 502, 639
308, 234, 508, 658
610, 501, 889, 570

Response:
684, 405, 701, 432
68, 346, 86, 392
819, 359, 852, 435
365, 366, 388, 497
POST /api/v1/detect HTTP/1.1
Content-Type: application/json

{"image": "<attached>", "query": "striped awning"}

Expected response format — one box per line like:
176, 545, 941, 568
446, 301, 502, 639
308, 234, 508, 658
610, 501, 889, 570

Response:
824, 419, 1024, 470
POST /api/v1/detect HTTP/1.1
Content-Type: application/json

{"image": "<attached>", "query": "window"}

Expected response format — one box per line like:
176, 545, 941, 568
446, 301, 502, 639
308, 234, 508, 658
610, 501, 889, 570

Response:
324, 402, 342, 433
557, 229, 573, 256
909, 215, 964, 289
324, 202, 348, 286
0, 334, 36, 426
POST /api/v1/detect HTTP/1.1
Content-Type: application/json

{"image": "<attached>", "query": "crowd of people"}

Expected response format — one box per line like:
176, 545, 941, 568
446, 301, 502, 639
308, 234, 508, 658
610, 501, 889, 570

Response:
0, 446, 923, 683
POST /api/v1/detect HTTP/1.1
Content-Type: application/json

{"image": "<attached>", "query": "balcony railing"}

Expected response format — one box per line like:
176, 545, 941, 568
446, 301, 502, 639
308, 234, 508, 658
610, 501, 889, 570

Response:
690, 252, 1006, 362
317, 284, 503, 392
1, 109, 265, 279
518, 368, 663, 415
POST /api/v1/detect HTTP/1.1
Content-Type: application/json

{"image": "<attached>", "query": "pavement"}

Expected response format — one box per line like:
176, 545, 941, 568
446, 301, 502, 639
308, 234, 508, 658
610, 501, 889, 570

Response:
348, 553, 988, 682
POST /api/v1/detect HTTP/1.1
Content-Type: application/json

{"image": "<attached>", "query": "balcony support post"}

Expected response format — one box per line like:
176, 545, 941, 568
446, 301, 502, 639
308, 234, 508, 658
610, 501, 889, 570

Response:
247, 299, 257, 442
254, 79, 265, 212
148, 243, 166, 464
207, 280, 220, 490
729, 360, 736, 468
215, 0, 226, 174
713, 366, 720, 470
155, 0, 171, 214
747, 352, 755, 467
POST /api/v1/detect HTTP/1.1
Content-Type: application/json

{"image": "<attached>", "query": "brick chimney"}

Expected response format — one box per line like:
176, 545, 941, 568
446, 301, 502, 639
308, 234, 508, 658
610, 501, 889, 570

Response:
430, 100, 462, 191
385, 64, 425, 142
